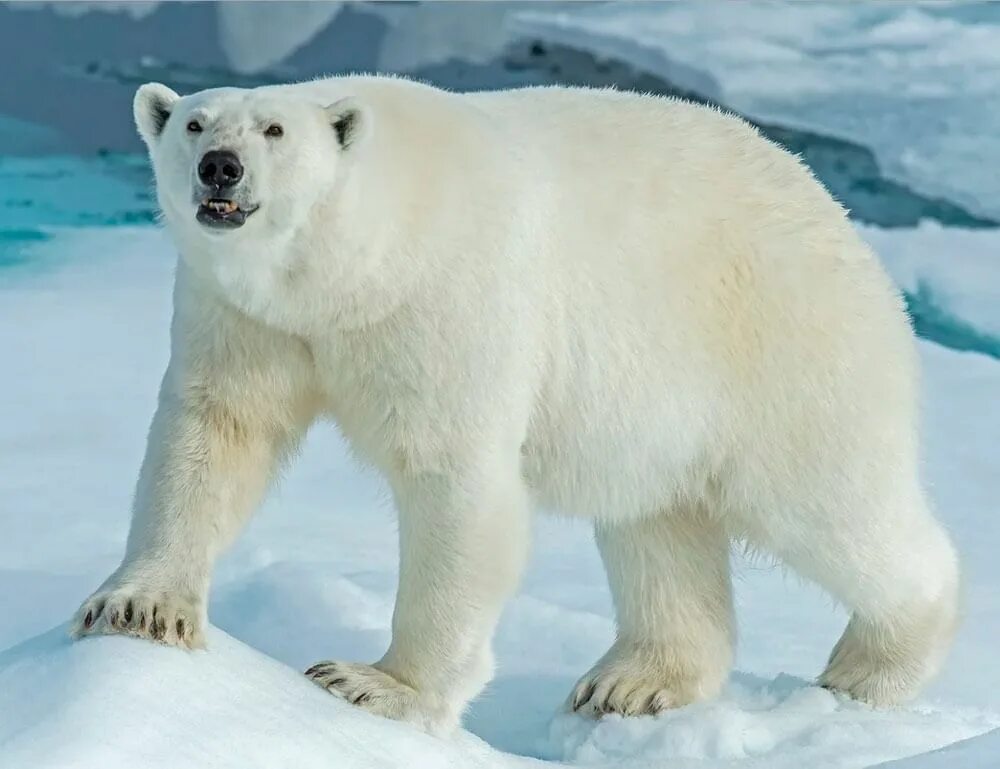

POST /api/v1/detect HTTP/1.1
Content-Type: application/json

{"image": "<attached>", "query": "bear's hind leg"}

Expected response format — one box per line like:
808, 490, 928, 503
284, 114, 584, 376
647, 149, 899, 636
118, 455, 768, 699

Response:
568, 505, 734, 717
762, 485, 959, 706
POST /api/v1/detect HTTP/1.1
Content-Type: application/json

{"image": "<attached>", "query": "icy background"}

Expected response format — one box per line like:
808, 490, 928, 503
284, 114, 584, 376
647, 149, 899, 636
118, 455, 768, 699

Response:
0, 2, 998, 768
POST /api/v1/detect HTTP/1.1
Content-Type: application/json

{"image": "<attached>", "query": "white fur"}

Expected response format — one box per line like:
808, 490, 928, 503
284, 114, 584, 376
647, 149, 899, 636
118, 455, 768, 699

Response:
72, 76, 960, 733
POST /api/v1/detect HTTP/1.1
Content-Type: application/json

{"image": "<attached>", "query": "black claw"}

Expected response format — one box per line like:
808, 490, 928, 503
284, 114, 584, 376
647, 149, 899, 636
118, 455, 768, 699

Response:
83, 610, 93, 629
124, 601, 133, 623
176, 619, 185, 638
326, 677, 346, 689
351, 692, 371, 705
573, 682, 595, 711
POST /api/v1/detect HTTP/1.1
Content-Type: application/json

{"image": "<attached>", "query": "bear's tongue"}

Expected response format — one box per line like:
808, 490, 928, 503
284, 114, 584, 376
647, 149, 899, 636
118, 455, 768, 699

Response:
204, 198, 238, 214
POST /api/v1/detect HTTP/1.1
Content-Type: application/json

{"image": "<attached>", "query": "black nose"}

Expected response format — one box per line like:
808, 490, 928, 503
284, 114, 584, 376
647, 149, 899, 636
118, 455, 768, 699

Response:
198, 150, 243, 188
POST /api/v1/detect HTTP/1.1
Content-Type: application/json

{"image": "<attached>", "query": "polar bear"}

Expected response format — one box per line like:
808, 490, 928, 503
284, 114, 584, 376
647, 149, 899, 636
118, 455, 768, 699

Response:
72, 75, 959, 734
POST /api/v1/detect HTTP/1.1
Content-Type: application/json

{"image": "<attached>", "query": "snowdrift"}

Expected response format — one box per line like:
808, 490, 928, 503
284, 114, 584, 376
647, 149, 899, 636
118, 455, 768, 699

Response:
0, 623, 995, 769
0, 626, 531, 769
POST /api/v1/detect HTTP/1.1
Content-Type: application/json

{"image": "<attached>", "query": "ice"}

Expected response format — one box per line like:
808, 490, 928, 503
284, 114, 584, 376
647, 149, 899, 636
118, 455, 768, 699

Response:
366, 2, 518, 73
859, 222, 1000, 355
4, 1, 345, 79
0, 156, 153, 272
216, 2, 344, 75
0, 155, 153, 231
6, 1, 160, 20
1, 225, 999, 766
0, 114, 65, 155
514, 3, 1000, 220
2, 2, 994, 229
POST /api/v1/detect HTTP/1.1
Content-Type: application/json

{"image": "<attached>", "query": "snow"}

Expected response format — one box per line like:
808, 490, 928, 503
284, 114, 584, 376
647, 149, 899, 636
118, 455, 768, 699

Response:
876, 728, 1000, 769
1, 223, 999, 767
0, 626, 528, 769
546, 678, 995, 768
513, 3, 1000, 221
1, 631, 994, 769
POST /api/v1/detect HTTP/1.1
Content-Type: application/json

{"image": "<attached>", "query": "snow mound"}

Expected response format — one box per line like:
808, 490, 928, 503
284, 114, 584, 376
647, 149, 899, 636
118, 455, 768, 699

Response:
1, 626, 994, 769
546, 674, 996, 768
0, 625, 529, 769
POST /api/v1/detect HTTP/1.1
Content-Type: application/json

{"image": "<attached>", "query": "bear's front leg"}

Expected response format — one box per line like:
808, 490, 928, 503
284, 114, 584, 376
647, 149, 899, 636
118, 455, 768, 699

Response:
71, 384, 306, 648
72, 279, 316, 648
307, 458, 530, 734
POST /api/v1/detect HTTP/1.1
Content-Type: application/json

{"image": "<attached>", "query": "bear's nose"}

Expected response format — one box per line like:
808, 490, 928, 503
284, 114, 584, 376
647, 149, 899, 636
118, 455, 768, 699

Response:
198, 150, 243, 189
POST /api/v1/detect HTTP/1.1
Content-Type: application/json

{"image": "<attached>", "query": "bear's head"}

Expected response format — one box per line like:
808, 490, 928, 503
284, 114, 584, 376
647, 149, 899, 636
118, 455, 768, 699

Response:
133, 83, 366, 241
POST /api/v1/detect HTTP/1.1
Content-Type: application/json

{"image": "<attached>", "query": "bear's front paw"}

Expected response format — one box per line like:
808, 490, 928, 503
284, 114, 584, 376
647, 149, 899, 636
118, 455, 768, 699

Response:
71, 584, 204, 649
306, 661, 445, 729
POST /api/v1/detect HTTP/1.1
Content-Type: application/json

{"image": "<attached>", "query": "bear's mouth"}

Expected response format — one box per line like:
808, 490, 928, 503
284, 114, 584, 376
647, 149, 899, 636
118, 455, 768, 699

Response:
196, 198, 259, 229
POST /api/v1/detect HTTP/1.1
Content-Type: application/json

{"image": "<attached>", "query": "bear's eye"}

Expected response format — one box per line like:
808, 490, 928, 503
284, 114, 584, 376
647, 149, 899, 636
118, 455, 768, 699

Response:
186, 120, 202, 134
264, 124, 284, 138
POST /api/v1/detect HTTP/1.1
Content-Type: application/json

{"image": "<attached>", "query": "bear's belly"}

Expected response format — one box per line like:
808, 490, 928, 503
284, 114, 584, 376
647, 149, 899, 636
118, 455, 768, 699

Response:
520, 387, 716, 522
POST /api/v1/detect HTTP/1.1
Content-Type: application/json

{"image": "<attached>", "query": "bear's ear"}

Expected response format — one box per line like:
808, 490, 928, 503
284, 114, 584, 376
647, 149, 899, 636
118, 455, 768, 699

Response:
324, 98, 368, 150
134, 83, 180, 145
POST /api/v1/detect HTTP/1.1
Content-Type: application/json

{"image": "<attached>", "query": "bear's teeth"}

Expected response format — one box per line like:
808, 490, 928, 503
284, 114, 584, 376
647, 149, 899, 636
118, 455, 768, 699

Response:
205, 200, 238, 214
